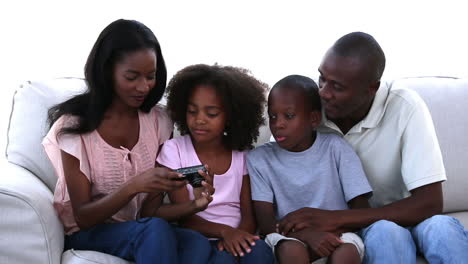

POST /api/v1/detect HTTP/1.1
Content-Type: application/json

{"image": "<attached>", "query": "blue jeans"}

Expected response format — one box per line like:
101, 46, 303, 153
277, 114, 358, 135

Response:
360, 215, 468, 264
65, 218, 211, 264
209, 239, 274, 264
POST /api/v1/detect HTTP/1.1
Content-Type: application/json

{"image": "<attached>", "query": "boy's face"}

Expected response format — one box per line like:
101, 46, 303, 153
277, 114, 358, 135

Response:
268, 87, 320, 152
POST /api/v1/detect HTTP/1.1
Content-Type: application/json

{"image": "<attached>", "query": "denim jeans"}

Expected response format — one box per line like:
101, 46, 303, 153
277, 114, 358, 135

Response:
64, 218, 212, 264
209, 239, 274, 264
359, 215, 468, 264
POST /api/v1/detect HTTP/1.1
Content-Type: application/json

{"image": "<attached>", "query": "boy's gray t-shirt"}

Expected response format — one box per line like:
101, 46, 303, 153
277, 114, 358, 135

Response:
247, 132, 372, 220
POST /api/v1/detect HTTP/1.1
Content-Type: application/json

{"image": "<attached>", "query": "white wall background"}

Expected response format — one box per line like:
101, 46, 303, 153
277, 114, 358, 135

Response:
1, 0, 467, 157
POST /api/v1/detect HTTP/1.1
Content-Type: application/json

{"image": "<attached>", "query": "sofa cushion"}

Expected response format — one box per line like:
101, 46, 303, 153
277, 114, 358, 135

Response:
6, 78, 87, 191
391, 77, 468, 214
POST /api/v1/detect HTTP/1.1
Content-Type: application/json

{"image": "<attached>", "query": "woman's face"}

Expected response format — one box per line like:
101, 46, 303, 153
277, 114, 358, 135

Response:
112, 48, 157, 108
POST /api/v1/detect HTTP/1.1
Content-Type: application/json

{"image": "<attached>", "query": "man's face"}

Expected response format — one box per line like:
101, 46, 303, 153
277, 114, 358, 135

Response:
318, 50, 376, 121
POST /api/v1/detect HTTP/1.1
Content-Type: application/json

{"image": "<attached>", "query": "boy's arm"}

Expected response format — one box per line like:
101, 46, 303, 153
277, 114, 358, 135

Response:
253, 201, 277, 236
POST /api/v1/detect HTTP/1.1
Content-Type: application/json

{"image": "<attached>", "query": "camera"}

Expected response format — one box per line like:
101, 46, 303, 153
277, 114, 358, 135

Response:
173, 165, 207, 188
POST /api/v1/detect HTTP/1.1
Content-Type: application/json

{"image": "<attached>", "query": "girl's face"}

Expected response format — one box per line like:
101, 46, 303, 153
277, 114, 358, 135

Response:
112, 48, 157, 108
186, 85, 227, 145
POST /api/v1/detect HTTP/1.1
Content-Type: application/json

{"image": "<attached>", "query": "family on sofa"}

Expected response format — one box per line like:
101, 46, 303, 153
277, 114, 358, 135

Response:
41, 18, 468, 264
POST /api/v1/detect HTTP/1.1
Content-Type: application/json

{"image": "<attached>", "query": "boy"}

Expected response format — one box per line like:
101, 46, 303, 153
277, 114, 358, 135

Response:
247, 75, 372, 264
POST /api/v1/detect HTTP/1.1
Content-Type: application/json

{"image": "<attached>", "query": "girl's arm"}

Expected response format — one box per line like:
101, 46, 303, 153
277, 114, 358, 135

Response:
171, 182, 258, 257
253, 201, 277, 236
62, 151, 184, 229
141, 164, 213, 221
140, 183, 212, 221
237, 174, 256, 234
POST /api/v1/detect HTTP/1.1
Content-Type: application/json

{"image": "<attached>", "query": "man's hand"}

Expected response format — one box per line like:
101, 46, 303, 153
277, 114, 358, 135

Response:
277, 208, 340, 235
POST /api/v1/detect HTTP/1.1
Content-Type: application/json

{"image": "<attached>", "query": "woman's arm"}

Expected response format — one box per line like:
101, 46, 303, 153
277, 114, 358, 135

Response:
62, 150, 184, 229
142, 164, 214, 221
140, 188, 211, 221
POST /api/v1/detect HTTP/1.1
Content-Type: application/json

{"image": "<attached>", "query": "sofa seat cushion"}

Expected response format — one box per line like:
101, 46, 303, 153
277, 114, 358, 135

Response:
62, 250, 134, 264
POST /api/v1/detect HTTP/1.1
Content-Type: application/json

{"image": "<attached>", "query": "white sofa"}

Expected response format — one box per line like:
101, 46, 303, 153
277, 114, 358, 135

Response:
1, 77, 467, 263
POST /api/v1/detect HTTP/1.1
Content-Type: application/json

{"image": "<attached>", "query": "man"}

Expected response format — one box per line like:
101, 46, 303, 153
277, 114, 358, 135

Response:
277, 32, 468, 263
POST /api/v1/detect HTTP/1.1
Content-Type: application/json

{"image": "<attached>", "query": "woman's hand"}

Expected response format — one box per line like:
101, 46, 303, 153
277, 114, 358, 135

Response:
130, 167, 187, 194
218, 227, 260, 257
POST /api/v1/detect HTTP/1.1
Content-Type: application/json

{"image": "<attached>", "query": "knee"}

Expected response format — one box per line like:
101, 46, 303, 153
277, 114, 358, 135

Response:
413, 215, 464, 239
180, 228, 210, 252
142, 218, 174, 240
417, 215, 459, 230
363, 220, 412, 244
276, 240, 307, 259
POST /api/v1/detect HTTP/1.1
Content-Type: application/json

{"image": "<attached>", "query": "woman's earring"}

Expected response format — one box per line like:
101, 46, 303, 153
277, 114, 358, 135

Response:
223, 130, 228, 136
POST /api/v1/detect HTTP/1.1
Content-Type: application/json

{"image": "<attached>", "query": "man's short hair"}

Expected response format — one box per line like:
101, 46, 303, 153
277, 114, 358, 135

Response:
332, 32, 386, 82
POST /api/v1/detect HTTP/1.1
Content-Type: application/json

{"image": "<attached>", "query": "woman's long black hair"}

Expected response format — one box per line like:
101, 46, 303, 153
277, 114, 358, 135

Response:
47, 19, 167, 135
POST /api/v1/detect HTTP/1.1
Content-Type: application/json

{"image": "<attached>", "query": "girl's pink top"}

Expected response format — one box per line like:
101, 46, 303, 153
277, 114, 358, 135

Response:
156, 135, 247, 229
42, 106, 172, 235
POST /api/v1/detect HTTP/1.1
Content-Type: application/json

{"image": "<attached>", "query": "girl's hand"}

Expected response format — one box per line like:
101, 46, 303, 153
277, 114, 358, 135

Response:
219, 227, 260, 257
131, 167, 186, 194
192, 190, 213, 211
193, 164, 215, 211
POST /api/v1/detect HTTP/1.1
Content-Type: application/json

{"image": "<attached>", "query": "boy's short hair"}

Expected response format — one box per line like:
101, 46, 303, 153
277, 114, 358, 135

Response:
271, 75, 321, 112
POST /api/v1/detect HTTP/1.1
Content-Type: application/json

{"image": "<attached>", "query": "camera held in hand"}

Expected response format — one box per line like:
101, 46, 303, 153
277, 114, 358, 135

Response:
172, 165, 207, 188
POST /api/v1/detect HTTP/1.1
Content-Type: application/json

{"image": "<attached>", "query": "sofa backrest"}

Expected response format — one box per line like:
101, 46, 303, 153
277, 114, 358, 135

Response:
390, 77, 468, 214
6, 78, 87, 191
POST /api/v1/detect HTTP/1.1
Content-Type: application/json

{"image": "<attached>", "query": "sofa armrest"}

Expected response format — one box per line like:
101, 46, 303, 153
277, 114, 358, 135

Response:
0, 160, 64, 264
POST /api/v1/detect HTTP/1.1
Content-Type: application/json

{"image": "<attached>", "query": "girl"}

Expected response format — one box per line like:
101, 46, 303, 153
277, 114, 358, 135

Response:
157, 64, 275, 264
43, 19, 212, 264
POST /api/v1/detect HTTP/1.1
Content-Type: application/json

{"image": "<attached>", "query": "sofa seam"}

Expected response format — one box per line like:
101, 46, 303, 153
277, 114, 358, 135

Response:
0, 188, 54, 264
69, 249, 105, 264
4, 81, 28, 160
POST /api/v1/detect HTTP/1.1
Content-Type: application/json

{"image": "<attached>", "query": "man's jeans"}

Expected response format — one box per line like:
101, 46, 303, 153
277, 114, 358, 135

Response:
360, 215, 468, 264
65, 218, 212, 264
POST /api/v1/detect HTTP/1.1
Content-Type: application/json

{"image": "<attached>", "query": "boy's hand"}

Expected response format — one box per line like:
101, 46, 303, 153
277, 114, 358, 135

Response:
218, 227, 260, 257
292, 229, 343, 258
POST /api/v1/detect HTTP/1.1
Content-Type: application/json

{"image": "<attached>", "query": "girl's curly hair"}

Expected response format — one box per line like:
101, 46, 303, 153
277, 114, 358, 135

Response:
165, 64, 268, 151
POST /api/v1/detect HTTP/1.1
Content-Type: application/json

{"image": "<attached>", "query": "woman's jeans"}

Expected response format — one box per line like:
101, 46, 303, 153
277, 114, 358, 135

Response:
65, 218, 211, 264
360, 215, 468, 264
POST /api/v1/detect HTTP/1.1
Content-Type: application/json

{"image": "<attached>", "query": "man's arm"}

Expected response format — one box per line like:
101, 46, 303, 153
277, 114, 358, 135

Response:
278, 182, 442, 234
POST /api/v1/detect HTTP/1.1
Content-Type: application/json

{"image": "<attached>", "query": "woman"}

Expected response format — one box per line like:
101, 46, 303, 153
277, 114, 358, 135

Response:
43, 19, 212, 264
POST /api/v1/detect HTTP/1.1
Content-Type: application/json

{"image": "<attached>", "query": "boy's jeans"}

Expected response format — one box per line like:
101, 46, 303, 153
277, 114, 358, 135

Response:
65, 218, 212, 264
360, 215, 468, 264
